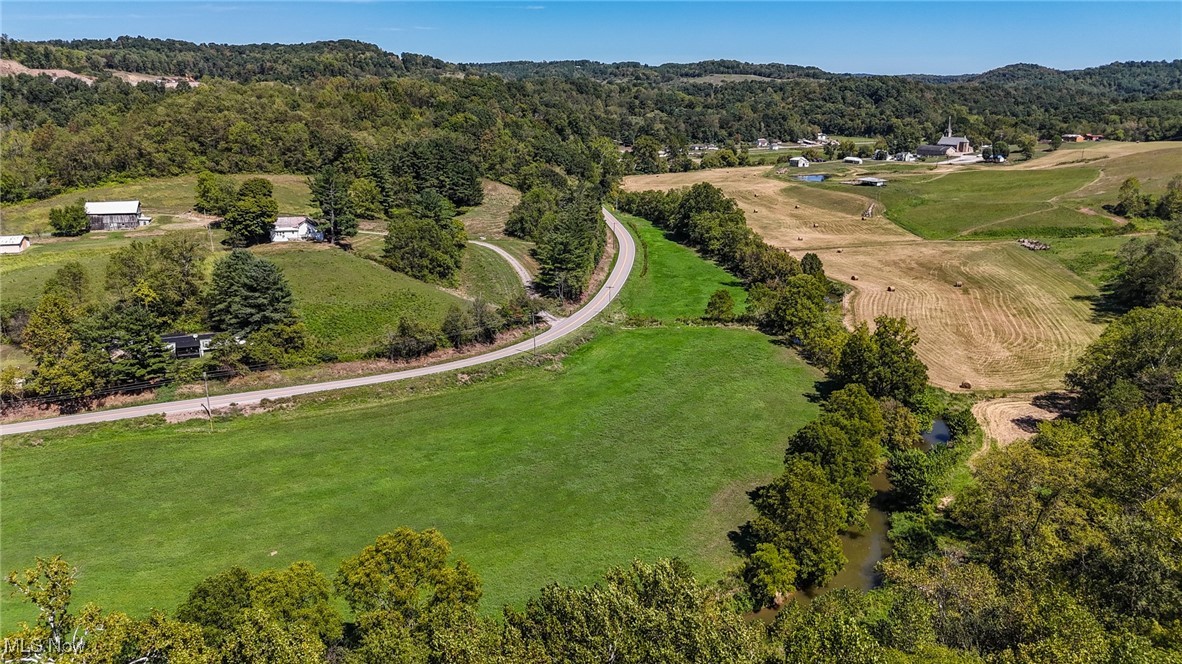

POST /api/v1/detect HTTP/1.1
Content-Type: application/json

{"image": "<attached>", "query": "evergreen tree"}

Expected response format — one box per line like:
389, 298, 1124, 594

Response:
207, 250, 295, 336
310, 164, 358, 244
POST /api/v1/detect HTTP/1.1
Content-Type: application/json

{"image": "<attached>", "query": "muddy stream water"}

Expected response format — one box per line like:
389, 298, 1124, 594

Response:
750, 420, 948, 621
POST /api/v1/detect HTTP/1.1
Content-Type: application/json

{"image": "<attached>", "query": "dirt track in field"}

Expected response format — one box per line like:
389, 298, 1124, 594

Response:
971, 395, 1062, 448
623, 167, 1105, 391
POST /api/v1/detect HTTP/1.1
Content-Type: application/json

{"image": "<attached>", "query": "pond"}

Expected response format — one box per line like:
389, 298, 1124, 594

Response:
921, 419, 951, 451
795, 174, 829, 182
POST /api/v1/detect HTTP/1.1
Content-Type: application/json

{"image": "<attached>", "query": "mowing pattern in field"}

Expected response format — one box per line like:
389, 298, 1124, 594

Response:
813, 242, 1102, 391
1, 218, 822, 622
869, 167, 1110, 240
460, 243, 527, 304
624, 166, 1107, 391
257, 244, 463, 358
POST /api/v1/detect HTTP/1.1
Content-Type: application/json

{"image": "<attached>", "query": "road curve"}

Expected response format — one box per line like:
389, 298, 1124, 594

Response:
468, 240, 533, 286
2, 209, 635, 435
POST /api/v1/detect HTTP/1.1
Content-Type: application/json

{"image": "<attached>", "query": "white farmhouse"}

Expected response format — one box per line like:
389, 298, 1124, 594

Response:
271, 216, 321, 242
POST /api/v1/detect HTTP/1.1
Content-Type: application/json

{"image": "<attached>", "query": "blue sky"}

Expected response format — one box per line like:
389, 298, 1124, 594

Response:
3, 1, 1179, 74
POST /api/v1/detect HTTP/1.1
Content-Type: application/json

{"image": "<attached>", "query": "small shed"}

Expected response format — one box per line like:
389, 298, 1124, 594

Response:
1061, 134, 1085, 142
85, 201, 151, 231
843, 156, 863, 164
857, 177, 887, 187
788, 156, 810, 168
0, 235, 30, 254
755, 138, 770, 148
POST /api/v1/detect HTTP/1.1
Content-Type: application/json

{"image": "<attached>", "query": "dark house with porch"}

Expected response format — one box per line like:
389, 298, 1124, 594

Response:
162, 332, 216, 359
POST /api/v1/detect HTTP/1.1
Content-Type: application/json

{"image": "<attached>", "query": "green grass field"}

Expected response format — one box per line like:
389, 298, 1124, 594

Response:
460, 243, 526, 305
616, 212, 747, 319
0, 174, 313, 236
1041, 234, 1136, 287
256, 245, 464, 358
1, 218, 822, 622
867, 167, 1115, 240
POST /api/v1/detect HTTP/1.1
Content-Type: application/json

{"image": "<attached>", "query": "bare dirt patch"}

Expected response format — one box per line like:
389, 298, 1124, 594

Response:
972, 393, 1070, 449
625, 167, 1105, 391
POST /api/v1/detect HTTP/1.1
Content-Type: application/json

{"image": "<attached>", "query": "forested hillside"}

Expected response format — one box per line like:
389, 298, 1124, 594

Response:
0, 37, 1179, 205
0, 36, 455, 82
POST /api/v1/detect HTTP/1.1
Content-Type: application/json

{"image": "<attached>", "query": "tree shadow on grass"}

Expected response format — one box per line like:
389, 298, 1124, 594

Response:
728, 519, 761, 558
768, 337, 842, 403
1031, 391, 1079, 417
1077, 280, 1130, 324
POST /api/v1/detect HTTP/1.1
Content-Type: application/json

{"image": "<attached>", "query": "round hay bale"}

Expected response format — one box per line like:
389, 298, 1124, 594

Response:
886, 286, 895, 292
836, 249, 843, 254
797, 236, 804, 241
851, 275, 859, 281
812, 223, 819, 228
960, 381, 973, 389
795, 205, 800, 209
954, 281, 964, 288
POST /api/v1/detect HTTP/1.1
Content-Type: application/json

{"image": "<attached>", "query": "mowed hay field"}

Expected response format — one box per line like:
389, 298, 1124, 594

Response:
1, 218, 821, 621
624, 166, 1106, 391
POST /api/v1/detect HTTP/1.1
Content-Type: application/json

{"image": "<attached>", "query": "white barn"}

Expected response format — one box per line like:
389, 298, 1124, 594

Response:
788, 156, 810, 168
271, 216, 321, 242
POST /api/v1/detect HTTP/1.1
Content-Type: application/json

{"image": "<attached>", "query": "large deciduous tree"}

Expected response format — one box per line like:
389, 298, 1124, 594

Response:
194, 171, 238, 216
222, 177, 278, 246
48, 198, 89, 236
742, 458, 847, 589
1066, 305, 1182, 411
383, 190, 467, 285
836, 317, 928, 406
335, 527, 482, 630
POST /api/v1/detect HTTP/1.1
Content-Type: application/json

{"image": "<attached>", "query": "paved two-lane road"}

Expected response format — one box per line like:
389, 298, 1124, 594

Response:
2, 209, 635, 435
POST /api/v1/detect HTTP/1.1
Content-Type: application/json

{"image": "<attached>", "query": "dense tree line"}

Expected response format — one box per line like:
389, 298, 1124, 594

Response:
618, 183, 1181, 661
1105, 175, 1182, 309
0, 36, 454, 82
2, 40, 1180, 203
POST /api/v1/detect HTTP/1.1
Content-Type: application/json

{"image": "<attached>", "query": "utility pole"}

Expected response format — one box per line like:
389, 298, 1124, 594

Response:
202, 371, 213, 434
